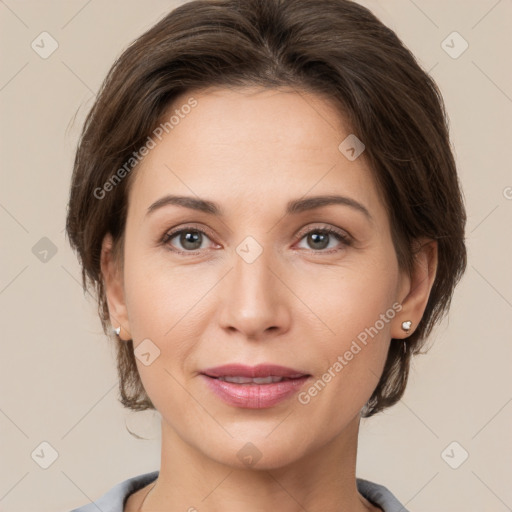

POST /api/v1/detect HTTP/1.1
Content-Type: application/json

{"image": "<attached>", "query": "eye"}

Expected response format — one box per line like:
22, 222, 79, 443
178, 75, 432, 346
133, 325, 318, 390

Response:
295, 225, 352, 252
161, 225, 216, 253
161, 223, 352, 255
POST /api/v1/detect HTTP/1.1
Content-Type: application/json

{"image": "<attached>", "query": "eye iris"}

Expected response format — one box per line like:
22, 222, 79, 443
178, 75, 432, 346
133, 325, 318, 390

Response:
308, 231, 329, 250
180, 230, 202, 250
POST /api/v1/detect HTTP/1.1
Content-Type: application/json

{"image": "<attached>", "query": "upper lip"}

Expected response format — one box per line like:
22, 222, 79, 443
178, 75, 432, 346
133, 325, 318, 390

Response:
201, 364, 309, 379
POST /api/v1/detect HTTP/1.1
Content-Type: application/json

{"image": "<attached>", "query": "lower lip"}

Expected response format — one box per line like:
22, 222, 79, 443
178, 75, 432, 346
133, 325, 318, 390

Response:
201, 375, 311, 409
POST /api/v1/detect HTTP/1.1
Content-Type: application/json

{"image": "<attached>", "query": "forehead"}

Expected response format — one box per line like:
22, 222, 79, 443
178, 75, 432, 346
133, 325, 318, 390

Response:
127, 87, 385, 223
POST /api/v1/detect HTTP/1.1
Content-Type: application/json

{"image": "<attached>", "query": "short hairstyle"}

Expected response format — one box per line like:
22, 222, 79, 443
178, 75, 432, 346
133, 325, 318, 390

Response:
65, 0, 467, 417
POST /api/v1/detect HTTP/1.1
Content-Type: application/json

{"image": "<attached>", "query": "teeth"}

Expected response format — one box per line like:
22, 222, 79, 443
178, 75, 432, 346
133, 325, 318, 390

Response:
217, 376, 286, 384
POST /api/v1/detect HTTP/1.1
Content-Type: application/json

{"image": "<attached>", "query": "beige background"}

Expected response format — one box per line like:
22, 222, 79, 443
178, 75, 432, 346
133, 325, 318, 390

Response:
1, 1, 511, 511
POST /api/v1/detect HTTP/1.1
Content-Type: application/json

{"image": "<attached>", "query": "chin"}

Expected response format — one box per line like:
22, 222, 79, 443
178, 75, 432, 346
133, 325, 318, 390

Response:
200, 428, 315, 472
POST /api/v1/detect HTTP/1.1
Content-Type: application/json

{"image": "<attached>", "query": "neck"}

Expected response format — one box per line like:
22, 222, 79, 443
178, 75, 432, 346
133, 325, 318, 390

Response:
138, 415, 378, 512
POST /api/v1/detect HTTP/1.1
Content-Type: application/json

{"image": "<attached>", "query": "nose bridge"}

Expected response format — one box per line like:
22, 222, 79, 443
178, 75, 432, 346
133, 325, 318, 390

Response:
218, 234, 289, 336
232, 237, 278, 307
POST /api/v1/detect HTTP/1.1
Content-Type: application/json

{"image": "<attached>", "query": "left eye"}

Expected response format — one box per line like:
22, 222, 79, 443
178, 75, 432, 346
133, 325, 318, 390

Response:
296, 227, 351, 251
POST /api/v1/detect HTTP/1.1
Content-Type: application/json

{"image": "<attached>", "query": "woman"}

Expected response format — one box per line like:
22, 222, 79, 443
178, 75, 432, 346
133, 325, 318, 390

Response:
65, 0, 467, 510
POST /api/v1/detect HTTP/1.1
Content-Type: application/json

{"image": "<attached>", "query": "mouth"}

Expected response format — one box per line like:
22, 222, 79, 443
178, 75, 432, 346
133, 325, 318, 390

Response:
201, 363, 310, 379
210, 375, 305, 384
200, 364, 311, 408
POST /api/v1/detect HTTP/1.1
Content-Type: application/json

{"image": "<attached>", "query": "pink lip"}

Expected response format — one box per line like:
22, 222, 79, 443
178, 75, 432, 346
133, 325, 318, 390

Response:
200, 364, 311, 409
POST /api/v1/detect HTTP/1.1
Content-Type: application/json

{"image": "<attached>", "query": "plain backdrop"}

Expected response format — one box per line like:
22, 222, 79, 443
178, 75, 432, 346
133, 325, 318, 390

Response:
1, 1, 511, 511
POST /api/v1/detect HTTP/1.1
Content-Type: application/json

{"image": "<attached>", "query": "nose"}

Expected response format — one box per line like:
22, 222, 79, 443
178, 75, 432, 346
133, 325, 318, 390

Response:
218, 245, 291, 340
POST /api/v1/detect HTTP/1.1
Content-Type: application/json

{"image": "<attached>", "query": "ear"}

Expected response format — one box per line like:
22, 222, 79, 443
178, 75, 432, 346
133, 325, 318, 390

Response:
391, 238, 438, 339
100, 232, 131, 341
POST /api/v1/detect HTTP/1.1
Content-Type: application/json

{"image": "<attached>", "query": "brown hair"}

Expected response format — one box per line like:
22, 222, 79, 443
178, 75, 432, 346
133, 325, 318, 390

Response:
65, 0, 467, 417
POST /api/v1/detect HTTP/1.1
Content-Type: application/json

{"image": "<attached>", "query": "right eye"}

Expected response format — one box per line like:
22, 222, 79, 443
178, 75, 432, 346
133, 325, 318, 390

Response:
161, 225, 217, 254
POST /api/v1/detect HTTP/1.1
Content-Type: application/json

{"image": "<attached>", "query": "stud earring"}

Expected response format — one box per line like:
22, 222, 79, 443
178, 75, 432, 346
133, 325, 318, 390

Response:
113, 326, 121, 336
401, 320, 412, 333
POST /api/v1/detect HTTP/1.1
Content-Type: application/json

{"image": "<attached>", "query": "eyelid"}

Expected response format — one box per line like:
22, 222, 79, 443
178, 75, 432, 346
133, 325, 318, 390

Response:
294, 223, 352, 242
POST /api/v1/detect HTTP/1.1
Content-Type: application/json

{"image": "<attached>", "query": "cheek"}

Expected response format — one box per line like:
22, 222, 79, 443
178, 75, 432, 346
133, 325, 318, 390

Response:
296, 254, 398, 403
296, 297, 395, 430
122, 255, 199, 412
122, 247, 202, 340
122, 250, 213, 393
295, 250, 398, 339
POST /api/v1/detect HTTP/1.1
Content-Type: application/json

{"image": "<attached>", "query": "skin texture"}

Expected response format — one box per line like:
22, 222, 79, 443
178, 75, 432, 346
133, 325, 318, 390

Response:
101, 87, 438, 512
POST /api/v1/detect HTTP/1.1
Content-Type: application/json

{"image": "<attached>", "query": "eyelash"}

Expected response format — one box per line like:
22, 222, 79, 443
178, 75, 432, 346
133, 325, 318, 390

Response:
160, 223, 352, 255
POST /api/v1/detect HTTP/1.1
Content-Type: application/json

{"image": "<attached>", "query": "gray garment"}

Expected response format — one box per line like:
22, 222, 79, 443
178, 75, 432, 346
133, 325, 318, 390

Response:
69, 470, 410, 512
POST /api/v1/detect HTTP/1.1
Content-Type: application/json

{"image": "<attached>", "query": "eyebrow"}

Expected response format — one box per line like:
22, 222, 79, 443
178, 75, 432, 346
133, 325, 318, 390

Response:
146, 194, 373, 222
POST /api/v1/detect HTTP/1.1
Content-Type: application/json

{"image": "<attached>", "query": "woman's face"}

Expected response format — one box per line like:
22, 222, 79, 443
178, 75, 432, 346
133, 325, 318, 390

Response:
107, 87, 411, 468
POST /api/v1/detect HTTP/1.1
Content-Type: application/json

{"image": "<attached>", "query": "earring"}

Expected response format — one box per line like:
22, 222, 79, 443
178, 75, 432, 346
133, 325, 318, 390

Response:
401, 320, 412, 333
113, 326, 121, 336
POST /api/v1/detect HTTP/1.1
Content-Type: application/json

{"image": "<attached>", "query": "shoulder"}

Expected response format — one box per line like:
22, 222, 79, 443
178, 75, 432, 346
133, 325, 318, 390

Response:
356, 477, 410, 512
69, 470, 159, 512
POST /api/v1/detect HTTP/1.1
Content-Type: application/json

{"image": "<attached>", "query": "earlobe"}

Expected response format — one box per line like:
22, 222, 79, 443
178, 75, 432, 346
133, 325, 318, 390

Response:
392, 238, 438, 339
100, 233, 131, 341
